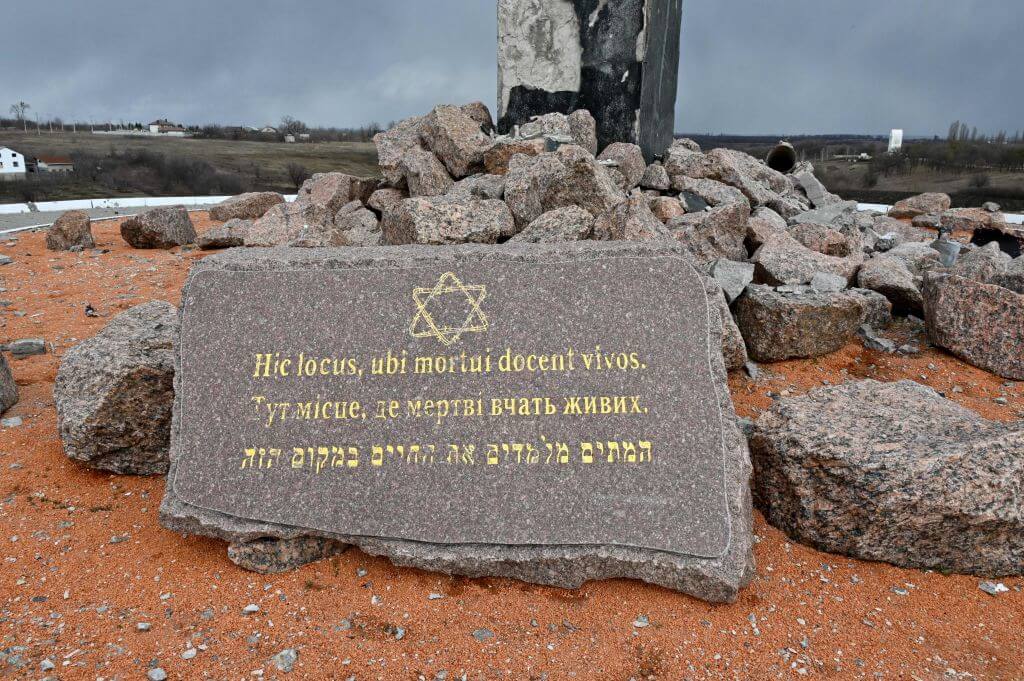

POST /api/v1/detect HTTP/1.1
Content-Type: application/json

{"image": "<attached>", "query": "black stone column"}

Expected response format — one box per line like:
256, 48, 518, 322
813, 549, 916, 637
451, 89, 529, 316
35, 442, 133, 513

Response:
497, 0, 683, 162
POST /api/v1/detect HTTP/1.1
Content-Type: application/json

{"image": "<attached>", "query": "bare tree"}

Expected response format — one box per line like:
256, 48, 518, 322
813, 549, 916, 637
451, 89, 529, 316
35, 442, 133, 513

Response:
285, 162, 310, 190
279, 115, 308, 137
9, 101, 30, 131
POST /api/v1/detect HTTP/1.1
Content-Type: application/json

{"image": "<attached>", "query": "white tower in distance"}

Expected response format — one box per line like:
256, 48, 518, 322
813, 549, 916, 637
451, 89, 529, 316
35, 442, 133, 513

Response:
888, 129, 904, 153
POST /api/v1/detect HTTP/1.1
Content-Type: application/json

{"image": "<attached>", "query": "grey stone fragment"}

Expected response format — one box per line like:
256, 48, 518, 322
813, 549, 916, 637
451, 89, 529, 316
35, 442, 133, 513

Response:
705, 279, 748, 372
509, 206, 594, 243
0, 255, 11, 265
209, 192, 284, 222
752, 231, 862, 286
672, 176, 748, 208
751, 380, 1024, 575
147, 668, 168, 681
3, 339, 45, 358
516, 111, 599, 156
789, 201, 860, 228
793, 171, 840, 208
735, 285, 866, 362
382, 196, 514, 245
228, 536, 348, 574
46, 210, 95, 251
710, 260, 755, 303
55, 302, 177, 475
858, 325, 897, 352
272, 648, 298, 673
640, 163, 671, 191
120, 206, 196, 249
809, 272, 847, 293
949, 245, 1010, 283
0, 353, 16, 415
160, 241, 755, 603
198, 219, 250, 250
746, 207, 787, 251
367, 188, 407, 216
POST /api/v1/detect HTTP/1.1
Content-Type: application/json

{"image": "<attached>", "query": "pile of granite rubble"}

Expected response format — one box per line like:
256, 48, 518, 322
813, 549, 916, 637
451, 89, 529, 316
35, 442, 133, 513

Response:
29, 102, 1024, 583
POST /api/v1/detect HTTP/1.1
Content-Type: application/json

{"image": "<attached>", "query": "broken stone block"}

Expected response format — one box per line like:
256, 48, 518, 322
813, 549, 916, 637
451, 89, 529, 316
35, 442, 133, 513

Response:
751, 380, 1024, 575
509, 206, 594, 243
648, 196, 685, 223
710, 259, 755, 304
597, 142, 646, 190
923, 272, 1024, 380
120, 206, 196, 249
888, 192, 952, 219
640, 163, 671, 191
400, 148, 455, 198
483, 137, 547, 175
751, 231, 863, 287
246, 202, 333, 247
446, 174, 506, 201
46, 210, 95, 251
198, 218, 251, 250
372, 115, 427, 187
735, 285, 866, 362
592, 194, 672, 242
297, 173, 377, 213
857, 255, 923, 316
55, 302, 177, 475
667, 202, 750, 267
227, 537, 348, 574
421, 104, 494, 179
209, 192, 284, 222
382, 196, 515, 245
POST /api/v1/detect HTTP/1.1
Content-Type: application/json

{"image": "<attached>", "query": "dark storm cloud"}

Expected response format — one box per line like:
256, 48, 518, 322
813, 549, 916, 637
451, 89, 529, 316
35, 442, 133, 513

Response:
4, 0, 1022, 136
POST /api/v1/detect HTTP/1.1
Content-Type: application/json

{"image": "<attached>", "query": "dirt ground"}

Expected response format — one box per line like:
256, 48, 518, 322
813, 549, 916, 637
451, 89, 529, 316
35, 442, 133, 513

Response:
0, 215, 1021, 680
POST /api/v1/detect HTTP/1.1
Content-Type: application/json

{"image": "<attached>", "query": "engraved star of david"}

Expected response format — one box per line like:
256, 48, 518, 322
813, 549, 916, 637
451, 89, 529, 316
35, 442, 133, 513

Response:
410, 272, 489, 347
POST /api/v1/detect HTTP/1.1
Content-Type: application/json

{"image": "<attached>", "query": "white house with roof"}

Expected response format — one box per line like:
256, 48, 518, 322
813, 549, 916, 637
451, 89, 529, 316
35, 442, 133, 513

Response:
0, 147, 26, 180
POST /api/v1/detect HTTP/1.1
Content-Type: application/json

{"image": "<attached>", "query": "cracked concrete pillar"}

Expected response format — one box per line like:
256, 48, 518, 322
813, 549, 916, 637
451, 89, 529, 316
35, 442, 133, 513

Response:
497, 0, 683, 162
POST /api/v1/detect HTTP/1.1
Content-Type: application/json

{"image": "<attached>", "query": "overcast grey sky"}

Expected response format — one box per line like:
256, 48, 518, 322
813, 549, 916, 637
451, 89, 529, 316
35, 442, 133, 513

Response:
5, 0, 1022, 136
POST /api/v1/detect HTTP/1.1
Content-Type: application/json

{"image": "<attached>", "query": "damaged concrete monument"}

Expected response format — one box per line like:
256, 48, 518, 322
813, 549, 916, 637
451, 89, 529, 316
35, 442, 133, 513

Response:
497, 0, 683, 162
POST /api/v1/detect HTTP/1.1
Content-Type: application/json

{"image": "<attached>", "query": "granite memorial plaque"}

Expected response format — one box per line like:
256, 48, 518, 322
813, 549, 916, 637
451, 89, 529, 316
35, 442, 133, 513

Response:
163, 242, 754, 601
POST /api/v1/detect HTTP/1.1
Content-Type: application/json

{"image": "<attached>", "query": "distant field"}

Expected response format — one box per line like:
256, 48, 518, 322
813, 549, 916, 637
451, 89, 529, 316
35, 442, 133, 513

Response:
0, 130, 379, 201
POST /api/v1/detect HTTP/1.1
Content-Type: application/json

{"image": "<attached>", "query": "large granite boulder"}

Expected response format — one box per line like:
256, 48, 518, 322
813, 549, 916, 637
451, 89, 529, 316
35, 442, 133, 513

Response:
0, 353, 16, 415
504, 145, 624, 230
923, 272, 1024, 380
373, 115, 426, 187
297, 173, 377, 213
198, 218, 251, 250
949, 244, 1011, 283
246, 202, 333, 247
46, 210, 95, 251
888, 192, 951, 219
745, 207, 787, 251
120, 206, 196, 249
509, 206, 594, 243
735, 285, 866, 362
597, 142, 646, 191
857, 255, 923, 315
648, 196, 686, 223
483, 137, 547, 176
666, 201, 751, 266
400, 148, 455, 197
751, 380, 1024, 575
752, 231, 863, 286
593, 194, 672, 242
290, 201, 382, 248
421, 104, 493, 179
789, 201, 860, 229
709, 259, 755, 304
672, 176, 749, 209
787, 223, 855, 258
382, 196, 514, 245
54, 302, 177, 475
705, 280, 748, 371
970, 220, 1024, 259
209, 192, 284, 222
640, 163, 671, 192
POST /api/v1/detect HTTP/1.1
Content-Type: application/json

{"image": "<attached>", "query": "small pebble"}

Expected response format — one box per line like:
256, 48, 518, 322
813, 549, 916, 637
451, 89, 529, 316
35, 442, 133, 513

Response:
979, 581, 1009, 596
147, 669, 168, 681
272, 648, 298, 673
181, 648, 197, 660
137, 622, 152, 632
633, 615, 650, 628
243, 603, 261, 614
472, 628, 494, 642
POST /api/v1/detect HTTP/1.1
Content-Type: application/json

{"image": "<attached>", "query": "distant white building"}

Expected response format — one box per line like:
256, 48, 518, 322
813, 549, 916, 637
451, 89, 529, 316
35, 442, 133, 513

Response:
0, 147, 26, 180
888, 129, 904, 153
35, 155, 75, 173
148, 119, 188, 136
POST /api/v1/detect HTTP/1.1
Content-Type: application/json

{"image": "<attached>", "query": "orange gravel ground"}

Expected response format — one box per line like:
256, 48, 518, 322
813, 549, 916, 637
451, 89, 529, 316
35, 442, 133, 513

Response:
0, 215, 1022, 680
